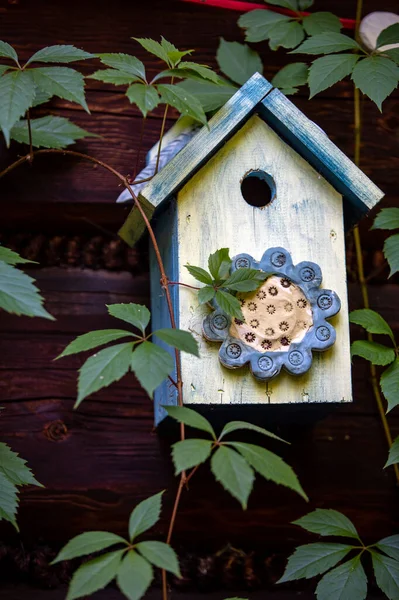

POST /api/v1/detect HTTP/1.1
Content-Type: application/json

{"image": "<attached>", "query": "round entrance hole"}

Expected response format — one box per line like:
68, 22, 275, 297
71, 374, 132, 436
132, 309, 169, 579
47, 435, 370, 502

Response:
240, 170, 276, 208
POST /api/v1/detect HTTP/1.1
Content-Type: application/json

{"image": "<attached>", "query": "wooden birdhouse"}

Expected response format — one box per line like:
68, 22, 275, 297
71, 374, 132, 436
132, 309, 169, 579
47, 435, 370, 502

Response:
119, 73, 384, 425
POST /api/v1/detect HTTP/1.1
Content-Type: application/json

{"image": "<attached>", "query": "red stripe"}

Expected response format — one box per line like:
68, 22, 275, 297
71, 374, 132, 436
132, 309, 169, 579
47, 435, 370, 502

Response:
180, 0, 356, 29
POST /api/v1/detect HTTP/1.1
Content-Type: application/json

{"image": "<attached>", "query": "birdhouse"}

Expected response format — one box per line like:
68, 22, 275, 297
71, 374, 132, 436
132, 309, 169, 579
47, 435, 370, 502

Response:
118, 73, 384, 425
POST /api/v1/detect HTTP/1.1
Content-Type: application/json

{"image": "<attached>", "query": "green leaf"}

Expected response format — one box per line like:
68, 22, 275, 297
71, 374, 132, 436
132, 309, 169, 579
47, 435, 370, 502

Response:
154, 328, 199, 357
349, 309, 395, 344
269, 21, 305, 51
117, 551, 153, 600
384, 49, 399, 65
278, 543, 353, 583
381, 358, 399, 412
136, 541, 181, 577
215, 290, 244, 321
373, 208, 399, 230
293, 509, 360, 540
211, 446, 254, 509
351, 340, 395, 366
177, 61, 219, 83
131, 342, 174, 398
238, 10, 291, 44
128, 491, 164, 541
376, 23, 399, 48
98, 53, 146, 81
126, 84, 159, 117
52, 532, 127, 563
384, 234, 399, 277
66, 550, 124, 600
198, 286, 215, 304
11, 115, 95, 149
352, 56, 399, 111
0, 472, 18, 530
160, 37, 193, 67
31, 87, 53, 107
89, 69, 141, 85
0, 71, 36, 145
302, 12, 342, 36
309, 54, 359, 97
178, 80, 236, 112
266, 0, 298, 9
292, 33, 360, 55
77, 342, 133, 406
0, 40, 18, 63
272, 62, 308, 93
316, 556, 367, 600
26, 45, 94, 65
185, 264, 213, 285
0, 246, 33, 266
230, 442, 307, 500
0, 261, 54, 320
208, 248, 231, 280
164, 405, 216, 438
299, 0, 314, 7
57, 329, 134, 359
223, 268, 267, 292
133, 38, 170, 64
32, 67, 89, 112
157, 83, 207, 125
0, 443, 41, 487
172, 439, 213, 474
376, 535, 399, 561
219, 421, 287, 443
0, 65, 10, 77
372, 551, 399, 600
107, 303, 150, 333
216, 39, 263, 85
385, 437, 399, 468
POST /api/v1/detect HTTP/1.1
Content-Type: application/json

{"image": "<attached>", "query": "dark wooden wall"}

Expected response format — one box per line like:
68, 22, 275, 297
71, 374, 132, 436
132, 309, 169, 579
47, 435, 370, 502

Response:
0, 0, 399, 597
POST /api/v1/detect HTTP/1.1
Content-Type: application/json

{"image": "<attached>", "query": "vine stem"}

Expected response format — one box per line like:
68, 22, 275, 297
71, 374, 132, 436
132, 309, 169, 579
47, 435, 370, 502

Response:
352, 0, 399, 485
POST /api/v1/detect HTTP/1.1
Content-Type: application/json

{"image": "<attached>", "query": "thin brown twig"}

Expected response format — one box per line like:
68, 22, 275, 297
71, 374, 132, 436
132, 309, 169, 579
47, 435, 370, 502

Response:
155, 103, 170, 175
168, 281, 201, 290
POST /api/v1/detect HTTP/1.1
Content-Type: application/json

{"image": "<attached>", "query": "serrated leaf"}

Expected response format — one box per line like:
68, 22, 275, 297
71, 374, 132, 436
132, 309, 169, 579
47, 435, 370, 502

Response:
185, 264, 213, 285
293, 509, 360, 540
373, 208, 399, 230
136, 541, 181, 577
0, 472, 18, 530
272, 62, 308, 92
351, 340, 395, 366
292, 33, 360, 55
372, 551, 399, 600
302, 12, 342, 36
278, 543, 353, 583
76, 342, 133, 407
223, 268, 267, 292
160, 37, 193, 67
128, 491, 164, 541
208, 248, 231, 280
381, 358, 399, 412
266, 0, 298, 9
52, 532, 127, 563
0, 41, 18, 63
66, 550, 124, 600
89, 69, 140, 85
154, 328, 199, 357
0, 443, 41, 487
376, 23, 399, 48
98, 53, 146, 81
131, 342, 174, 398
384, 49, 399, 65
117, 551, 153, 600
384, 234, 399, 276
385, 437, 399, 468
215, 290, 244, 321
32, 67, 89, 112
309, 54, 359, 97
238, 10, 291, 44
0, 261, 53, 320
0, 246, 33, 266
316, 557, 367, 600
172, 439, 213, 474
198, 286, 215, 304
352, 56, 399, 110
376, 535, 399, 561
211, 446, 254, 509
11, 116, 95, 149
164, 405, 216, 438
107, 303, 150, 333
177, 61, 219, 83
230, 442, 307, 500
219, 421, 287, 443
216, 39, 263, 85
0, 71, 36, 145
269, 21, 305, 51
178, 80, 236, 112
133, 38, 170, 64
26, 45, 94, 66
126, 84, 159, 117
157, 83, 207, 125
57, 329, 134, 359
0, 65, 9, 77
349, 309, 395, 343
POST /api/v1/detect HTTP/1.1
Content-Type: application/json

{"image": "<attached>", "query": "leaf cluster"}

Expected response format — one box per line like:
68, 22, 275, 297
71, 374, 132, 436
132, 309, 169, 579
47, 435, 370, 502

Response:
165, 406, 308, 509
57, 302, 199, 405
53, 492, 180, 600
280, 508, 399, 600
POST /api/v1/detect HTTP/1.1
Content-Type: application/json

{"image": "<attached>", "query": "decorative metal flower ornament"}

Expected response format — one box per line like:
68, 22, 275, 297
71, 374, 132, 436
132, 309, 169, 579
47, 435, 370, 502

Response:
203, 247, 341, 381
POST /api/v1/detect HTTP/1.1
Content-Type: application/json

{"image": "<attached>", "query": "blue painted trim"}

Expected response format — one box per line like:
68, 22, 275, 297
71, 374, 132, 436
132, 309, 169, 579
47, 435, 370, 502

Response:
149, 200, 179, 425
